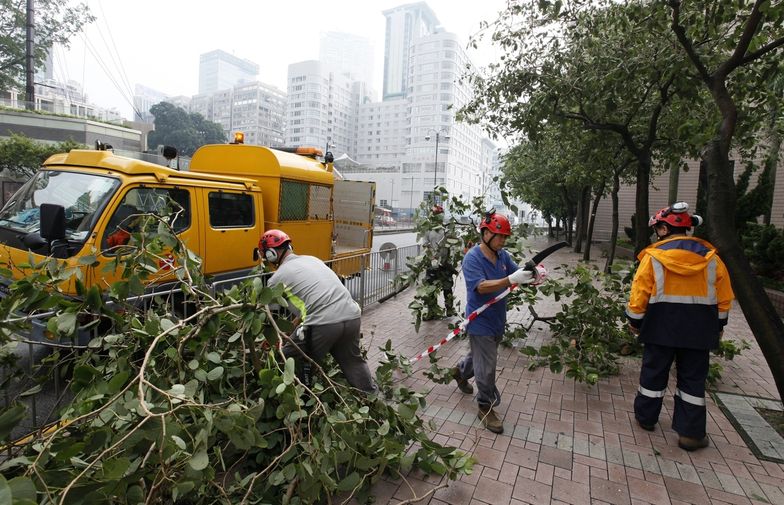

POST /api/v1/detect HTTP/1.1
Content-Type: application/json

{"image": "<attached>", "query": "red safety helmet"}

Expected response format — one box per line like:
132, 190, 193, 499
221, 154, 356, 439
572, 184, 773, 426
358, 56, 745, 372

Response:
479, 211, 512, 236
259, 229, 291, 251
648, 202, 698, 228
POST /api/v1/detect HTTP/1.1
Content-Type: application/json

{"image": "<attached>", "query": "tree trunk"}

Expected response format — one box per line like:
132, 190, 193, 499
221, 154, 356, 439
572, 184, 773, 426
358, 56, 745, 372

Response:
574, 185, 590, 253
584, 179, 606, 262
704, 139, 784, 400
604, 172, 621, 273
763, 105, 781, 225
668, 163, 681, 205
634, 156, 652, 255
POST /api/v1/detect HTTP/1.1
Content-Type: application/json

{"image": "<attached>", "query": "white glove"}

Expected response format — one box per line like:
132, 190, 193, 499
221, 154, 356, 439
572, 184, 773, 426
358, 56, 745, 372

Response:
508, 268, 535, 285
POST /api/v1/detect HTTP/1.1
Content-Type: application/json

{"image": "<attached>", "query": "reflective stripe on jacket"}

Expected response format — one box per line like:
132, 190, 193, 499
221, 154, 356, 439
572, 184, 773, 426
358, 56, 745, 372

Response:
626, 236, 734, 350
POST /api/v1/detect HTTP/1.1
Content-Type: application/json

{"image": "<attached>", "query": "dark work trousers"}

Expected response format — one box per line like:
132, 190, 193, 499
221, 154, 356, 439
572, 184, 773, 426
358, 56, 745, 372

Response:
283, 317, 377, 393
457, 333, 502, 409
634, 343, 710, 438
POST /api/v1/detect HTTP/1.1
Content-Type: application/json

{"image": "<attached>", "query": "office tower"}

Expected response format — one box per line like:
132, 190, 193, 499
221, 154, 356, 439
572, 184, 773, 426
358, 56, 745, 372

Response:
320, 31, 375, 87
382, 2, 439, 100
198, 49, 259, 94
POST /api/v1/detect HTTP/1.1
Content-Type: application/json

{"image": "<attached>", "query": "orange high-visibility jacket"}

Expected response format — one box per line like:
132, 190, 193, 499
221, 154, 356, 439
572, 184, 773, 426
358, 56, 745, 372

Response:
626, 236, 734, 350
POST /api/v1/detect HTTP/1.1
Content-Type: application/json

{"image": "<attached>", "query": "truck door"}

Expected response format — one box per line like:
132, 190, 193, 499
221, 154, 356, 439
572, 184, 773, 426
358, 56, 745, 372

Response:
332, 180, 375, 256
201, 190, 261, 279
93, 185, 198, 288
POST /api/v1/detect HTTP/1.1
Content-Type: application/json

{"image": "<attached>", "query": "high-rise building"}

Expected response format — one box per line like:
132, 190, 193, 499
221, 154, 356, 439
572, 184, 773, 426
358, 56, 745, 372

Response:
132, 84, 169, 123
190, 81, 286, 147
320, 32, 375, 88
285, 60, 359, 156
198, 50, 259, 94
382, 2, 439, 100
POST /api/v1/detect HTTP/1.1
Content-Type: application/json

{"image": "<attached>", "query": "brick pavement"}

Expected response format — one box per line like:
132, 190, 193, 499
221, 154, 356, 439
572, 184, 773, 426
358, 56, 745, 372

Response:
358, 238, 784, 505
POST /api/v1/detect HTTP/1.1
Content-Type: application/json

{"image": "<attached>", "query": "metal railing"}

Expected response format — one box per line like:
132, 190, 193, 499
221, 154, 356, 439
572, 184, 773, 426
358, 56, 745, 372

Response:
1, 244, 421, 450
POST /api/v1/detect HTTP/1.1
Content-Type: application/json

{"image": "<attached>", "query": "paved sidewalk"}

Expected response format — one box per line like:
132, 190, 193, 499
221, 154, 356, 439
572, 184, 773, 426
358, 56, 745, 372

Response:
359, 238, 784, 505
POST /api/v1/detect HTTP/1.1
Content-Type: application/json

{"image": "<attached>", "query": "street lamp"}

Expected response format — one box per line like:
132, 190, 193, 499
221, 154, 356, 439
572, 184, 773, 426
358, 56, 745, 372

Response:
425, 129, 450, 201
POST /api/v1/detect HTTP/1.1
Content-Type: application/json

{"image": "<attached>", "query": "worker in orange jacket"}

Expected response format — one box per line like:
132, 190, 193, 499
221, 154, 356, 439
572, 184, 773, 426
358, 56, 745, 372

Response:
626, 202, 734, 451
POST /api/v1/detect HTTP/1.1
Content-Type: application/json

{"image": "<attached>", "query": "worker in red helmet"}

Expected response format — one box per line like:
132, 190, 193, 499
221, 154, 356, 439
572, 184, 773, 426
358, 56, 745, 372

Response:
451, 210, 539, 434
259, 229, 376, 393
627, 202, 733, 451
420, 203, 458, 319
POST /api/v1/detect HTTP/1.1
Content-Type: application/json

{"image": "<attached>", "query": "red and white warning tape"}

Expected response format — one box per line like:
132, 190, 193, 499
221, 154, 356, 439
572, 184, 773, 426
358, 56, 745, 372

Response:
406, 284, 516, 365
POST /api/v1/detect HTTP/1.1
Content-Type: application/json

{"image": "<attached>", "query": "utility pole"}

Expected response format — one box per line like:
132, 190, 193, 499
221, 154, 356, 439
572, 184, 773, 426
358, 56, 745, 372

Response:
25, 0, 35, 110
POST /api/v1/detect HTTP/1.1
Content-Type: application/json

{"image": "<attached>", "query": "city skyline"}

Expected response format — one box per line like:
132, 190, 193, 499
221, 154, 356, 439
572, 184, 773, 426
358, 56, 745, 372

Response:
57, 0, 507, 119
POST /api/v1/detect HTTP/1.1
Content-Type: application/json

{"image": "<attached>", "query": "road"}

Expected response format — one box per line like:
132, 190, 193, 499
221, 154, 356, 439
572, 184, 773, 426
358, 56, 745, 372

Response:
372, 230, 417, 251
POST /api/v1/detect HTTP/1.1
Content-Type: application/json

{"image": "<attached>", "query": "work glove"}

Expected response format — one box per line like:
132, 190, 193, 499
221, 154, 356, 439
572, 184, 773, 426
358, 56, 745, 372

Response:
507, 268, 535, 285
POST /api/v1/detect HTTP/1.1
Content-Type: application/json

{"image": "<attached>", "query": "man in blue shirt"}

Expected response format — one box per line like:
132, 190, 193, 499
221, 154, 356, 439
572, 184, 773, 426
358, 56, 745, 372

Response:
452, 211, 536, 433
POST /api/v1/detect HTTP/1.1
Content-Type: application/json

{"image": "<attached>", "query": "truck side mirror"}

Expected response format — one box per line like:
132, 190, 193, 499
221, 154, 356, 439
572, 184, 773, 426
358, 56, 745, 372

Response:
40, 203, 66, 241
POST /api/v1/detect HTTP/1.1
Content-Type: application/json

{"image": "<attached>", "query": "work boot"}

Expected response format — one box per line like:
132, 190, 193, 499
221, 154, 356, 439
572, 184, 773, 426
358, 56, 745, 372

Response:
451, 367, 473, 394
478, 405, 504, 434
637, 419, 655, 432
678, 435, 709, 451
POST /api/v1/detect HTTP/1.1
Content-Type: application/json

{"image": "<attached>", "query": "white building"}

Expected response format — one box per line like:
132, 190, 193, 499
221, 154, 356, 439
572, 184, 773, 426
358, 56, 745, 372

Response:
339, 28, 490, 216
285, 60, 367, 156
382, 2, 440, 100
198, 50, 259, 95
190, 81, 286, 147
132, 84, 169, 123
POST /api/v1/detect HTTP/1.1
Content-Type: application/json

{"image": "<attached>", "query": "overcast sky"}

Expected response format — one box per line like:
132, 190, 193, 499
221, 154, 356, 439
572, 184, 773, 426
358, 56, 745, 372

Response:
55, 0, 509, 119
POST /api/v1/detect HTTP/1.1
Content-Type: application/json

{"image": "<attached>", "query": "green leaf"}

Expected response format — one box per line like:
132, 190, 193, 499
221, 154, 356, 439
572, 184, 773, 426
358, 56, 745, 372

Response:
377, 420, 391, 436
8, 476, 36, 503
398, 404, 415, 420
283, 357, 295, 385
206, 367, 224, 381
56, 312, 77, 335
171, 435, 187, 450
0, 405, 26, 441
336, 472, 361, 492
188, 450, 209, 471
101, 457, 130, 480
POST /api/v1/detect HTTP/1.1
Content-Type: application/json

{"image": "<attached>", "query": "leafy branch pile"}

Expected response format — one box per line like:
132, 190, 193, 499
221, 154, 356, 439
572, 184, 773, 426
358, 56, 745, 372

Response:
521, 264, 635, 384
0, 216, 473, 504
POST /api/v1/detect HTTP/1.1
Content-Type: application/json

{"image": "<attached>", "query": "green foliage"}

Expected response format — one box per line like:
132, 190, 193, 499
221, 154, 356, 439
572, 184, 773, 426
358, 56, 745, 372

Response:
735, 161, 775, 232
740, 224, 784, 284
0, 0, 95, 90
522, 264, 633, 384
0, 216, 472, 503
147, 102, 227, 156
0, 134, 86, 178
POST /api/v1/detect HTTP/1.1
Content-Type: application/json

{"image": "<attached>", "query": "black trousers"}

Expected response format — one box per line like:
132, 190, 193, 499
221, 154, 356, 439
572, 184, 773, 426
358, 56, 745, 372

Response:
634, 343, 710, 438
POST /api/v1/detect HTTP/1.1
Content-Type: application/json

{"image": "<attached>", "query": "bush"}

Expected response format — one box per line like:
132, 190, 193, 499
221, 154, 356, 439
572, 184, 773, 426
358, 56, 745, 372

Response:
740, 223, 784, 285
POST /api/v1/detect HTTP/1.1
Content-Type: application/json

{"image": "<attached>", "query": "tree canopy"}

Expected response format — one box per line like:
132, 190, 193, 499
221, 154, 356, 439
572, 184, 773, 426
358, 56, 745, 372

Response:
0, 133, 85, 178
147, 102, 227, 156
0, 0, 94, 91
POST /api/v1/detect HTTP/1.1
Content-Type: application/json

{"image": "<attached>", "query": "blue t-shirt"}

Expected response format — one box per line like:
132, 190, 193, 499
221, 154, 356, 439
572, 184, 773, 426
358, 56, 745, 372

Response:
462, 245, 518, 336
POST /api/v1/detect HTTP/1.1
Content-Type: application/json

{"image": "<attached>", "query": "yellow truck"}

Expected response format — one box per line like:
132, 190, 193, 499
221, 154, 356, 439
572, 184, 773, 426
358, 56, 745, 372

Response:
0, 140, 375, 303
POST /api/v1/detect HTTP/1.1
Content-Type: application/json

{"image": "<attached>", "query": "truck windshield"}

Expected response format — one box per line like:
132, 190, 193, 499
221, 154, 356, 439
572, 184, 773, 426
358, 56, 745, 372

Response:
0, 170, 120, 242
